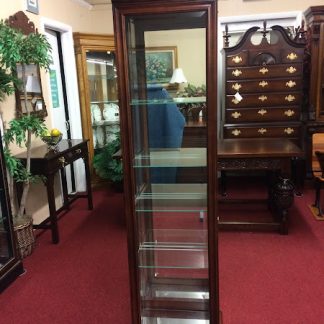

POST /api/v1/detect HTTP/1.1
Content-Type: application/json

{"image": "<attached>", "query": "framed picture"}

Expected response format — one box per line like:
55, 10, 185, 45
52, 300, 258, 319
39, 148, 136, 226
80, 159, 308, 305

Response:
145, 46, 178, 87
26, 0, 39, 15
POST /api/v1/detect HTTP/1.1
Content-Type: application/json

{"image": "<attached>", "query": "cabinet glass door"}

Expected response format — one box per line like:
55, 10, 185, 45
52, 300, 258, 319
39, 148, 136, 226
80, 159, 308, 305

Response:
113, 1, 218, 322
0, 202, 14, 267
0, 134, 23, 292
86, 50, 119, 151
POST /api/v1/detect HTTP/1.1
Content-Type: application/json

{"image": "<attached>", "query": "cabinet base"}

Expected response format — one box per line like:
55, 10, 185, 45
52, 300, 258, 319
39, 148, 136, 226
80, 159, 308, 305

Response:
0, 259, 24, 293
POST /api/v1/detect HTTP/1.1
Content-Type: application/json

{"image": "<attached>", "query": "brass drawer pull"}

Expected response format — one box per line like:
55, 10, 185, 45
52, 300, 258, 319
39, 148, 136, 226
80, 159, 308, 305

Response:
259, 81, 268, 87
258, 128, 267, 134
286, 80, 296, 88
284, 109, 295, 117
232, 129, 241, 136
232, 98, 240, 105
259, 67, 268, 74
286, 66, 297, 74
285, 95, 295, 102
231, 111, 241, 119
258, 95, 267, 102
232, 55, 242, 64
75, 149, 82, 154
232, 83, 242, 91
287, 52, 298, 60
258, 109, 267, 116
284, 128, 294, 135
232, 69, 242, 77
58, 157, 66, 166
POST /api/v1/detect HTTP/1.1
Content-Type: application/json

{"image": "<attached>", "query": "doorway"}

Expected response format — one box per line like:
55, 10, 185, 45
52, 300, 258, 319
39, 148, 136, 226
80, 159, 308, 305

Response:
41, 17, 85, 191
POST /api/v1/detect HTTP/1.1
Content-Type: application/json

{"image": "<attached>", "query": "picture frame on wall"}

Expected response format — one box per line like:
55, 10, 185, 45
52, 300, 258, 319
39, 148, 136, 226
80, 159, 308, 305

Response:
26, 0, 39, 15
145, 46, 178, 87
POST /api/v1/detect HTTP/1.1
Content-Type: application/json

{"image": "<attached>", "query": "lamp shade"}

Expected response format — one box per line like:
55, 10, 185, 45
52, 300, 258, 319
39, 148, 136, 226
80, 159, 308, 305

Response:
25, 75, 41, 93
169, 68, 187, 84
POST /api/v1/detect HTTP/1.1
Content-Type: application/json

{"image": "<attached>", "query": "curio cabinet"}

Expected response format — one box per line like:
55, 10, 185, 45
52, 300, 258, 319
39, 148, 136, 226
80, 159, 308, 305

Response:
0, 131, 24, 292
112, 0, 219, 323
73, 33, 119, 175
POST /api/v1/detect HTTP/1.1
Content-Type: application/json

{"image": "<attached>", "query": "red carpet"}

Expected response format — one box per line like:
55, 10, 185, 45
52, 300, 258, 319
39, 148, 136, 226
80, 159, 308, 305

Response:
1, 181, 324, 323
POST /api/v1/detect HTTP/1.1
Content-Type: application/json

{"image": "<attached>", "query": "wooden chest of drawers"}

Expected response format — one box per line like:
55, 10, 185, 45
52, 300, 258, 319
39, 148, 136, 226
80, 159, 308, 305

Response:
222, 24, 306, 143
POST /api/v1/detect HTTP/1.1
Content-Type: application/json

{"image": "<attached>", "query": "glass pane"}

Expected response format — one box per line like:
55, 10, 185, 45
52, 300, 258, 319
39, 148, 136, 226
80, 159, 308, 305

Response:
86, 50, 120, 150
126, 9, 208, 322
0, 190, 14, 267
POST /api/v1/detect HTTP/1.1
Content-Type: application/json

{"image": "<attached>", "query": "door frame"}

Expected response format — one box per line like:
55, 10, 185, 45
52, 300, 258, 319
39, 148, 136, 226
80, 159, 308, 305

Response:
40, 17, 85, 191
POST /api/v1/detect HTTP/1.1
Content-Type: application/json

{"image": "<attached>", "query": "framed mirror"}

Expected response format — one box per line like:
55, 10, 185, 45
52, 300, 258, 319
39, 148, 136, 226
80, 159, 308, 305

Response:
15, 63, 46, 117
7, 11, 47, 118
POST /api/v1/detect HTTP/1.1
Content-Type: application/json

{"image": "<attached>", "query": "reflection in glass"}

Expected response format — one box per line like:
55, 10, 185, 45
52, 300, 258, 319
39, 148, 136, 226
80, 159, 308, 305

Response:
86, 51, 120, 150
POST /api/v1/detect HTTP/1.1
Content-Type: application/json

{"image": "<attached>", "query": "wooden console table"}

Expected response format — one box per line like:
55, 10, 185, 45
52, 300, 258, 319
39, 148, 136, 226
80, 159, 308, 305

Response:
16, 139, 93, 244
217, 138, 304, 234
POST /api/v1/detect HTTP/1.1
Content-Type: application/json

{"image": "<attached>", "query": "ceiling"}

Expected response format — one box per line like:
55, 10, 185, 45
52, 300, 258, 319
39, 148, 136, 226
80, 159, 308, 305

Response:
83, 0, 111, 5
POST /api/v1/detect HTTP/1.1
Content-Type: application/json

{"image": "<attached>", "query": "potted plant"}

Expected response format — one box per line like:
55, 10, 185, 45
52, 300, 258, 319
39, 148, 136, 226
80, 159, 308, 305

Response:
93, 132, 123, 192
0, 20, 51, 258
176, 83, 206, 122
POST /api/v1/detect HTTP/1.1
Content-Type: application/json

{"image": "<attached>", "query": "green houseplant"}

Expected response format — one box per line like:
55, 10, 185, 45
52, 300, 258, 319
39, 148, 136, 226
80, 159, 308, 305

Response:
93, 133, 123, 191
0, 19, 51, 257
176, 83, 206, 122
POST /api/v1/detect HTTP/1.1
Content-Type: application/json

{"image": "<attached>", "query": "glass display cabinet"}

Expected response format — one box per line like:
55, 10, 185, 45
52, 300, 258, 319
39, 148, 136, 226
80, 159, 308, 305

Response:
73, 33, 119, 172
112, 0, 219, 323
0, 132, 24, 292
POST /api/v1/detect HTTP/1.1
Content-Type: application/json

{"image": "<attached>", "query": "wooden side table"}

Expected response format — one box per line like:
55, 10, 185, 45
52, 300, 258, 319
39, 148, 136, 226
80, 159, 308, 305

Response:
16, 139, 93, 244
217, 138, 304, 234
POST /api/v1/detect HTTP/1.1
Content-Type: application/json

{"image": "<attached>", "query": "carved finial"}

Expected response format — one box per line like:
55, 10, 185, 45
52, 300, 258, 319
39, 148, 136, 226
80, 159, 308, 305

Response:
223, 24, 231, 48
294, 19, 307, 44
6, 11, 37, 35
262, 20, 268, 39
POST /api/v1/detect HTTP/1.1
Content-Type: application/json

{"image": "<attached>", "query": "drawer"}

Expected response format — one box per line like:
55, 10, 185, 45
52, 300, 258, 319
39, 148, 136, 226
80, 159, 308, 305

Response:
46, 147, 85, 172
225, 107, 301, 123
62, 147, 84, 164
226, 51, 248, 67
226, 92, 302, 108
280, 48, 305, 64
226, 77, 302, 94
226, 63, 302, 80
223, 124, 301, 139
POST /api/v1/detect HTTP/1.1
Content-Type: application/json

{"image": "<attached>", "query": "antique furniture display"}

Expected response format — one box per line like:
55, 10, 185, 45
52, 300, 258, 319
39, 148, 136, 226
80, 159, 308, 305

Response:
112, 0, 219, 323
222, 22, 306, 144
304, 6, 324, 177
73, 33, 119, 173
0, 131, 24, 292
15, 139, 93, 244
217, 138, 303, 234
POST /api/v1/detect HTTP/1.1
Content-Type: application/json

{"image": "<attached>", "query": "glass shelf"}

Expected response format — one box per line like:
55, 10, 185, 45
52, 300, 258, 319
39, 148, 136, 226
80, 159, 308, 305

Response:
92, 120, 120, 127
133, 148, 206, 168
141, 229, 207, 247
130, 96, 206, 106
90, 100, 119, 104
138, 246, 208, 269
135, 184, 207, 213
88, 75, 117, 81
